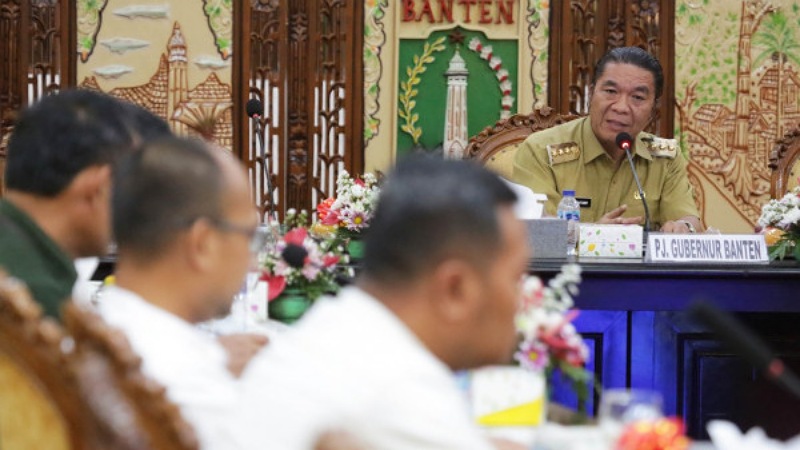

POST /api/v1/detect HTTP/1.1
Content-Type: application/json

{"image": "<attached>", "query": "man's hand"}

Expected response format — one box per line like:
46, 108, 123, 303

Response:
217, 333, 269, 377
660, 218, 700, 234
598, 204, 643, 225
491, 437, 528, 450
313, 431, 366, 450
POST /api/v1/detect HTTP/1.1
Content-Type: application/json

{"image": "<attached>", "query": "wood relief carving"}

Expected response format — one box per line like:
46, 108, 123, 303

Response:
606, 1, 625, 49
312, 0, 357, 207
569, 0, 596, 116
287, 6, 310, 212
630, 1, 661, 56
768, 127, 800, 198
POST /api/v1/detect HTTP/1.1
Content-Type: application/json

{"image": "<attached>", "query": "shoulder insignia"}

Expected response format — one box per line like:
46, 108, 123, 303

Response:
644, 136, 678, 159
546, 142, 580, 165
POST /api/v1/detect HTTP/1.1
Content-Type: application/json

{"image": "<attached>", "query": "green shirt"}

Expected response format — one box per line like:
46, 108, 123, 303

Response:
0, 200, 76, 319
511, 117, 699, 228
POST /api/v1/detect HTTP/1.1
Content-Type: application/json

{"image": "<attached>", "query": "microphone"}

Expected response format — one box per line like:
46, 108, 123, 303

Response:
282, 244, 308, 269
246, 99, 275, 223
616, 132, 651, 235
246, 98, 263, 119
691, 301, 800, 399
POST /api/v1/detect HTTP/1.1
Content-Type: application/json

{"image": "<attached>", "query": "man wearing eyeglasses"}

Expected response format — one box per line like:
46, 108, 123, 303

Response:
96, 136, 264, 450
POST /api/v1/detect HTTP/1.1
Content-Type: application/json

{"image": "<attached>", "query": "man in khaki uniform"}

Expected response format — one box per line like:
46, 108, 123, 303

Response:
512, 47, 701, 233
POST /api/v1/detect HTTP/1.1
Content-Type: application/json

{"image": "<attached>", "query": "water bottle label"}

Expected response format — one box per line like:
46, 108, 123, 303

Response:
558, 211, 580, 221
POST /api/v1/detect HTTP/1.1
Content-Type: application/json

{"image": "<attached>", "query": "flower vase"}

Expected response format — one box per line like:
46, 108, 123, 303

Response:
268, 288, 312, 324
347, 238, 365, 260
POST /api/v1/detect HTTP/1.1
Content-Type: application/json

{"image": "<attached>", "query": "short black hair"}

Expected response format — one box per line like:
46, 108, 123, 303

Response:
5, 89, 171, 196
592, 46, 664, 100
112, 137, 224, 258
361, 156, 517, 285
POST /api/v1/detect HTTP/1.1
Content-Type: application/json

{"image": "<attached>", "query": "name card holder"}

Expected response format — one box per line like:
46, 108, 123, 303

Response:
645, 233, 769, 264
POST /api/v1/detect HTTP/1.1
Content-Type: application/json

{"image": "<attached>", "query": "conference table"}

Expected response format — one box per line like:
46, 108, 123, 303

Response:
531, 257, 800, 440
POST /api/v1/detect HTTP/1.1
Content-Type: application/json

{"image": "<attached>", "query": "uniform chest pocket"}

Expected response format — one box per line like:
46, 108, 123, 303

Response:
626, 189, 661, 223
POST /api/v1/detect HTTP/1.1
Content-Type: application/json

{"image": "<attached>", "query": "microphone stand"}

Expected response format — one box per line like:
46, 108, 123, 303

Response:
624, 146, 651, 244
251, 115, 275, 224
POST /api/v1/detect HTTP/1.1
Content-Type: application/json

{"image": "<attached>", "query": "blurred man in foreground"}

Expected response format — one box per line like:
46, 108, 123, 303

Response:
0, 90, 171, 318
98, 137, 264, 449
239, 157, 530, 449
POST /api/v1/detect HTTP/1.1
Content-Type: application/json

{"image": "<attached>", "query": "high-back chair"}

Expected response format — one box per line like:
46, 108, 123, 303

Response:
0, 270, 199, 450
769, 126, 800, 198
464, 106, 580, 180
0, 272, 103, 450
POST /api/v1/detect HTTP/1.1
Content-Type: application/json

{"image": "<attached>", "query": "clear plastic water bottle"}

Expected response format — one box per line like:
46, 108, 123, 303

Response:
557, 190, 580, 256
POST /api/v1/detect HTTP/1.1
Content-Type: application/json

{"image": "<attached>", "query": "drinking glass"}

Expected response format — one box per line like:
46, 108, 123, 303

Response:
598, 389, 663, 444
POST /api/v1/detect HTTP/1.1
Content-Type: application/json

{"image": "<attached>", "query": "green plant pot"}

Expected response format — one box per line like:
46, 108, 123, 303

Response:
268, 288, 312, 324
347, 238, 365, 260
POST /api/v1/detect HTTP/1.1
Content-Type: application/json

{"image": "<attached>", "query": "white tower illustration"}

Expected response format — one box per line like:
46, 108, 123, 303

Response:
167, 22, 189, 135
443, 49, 469, 160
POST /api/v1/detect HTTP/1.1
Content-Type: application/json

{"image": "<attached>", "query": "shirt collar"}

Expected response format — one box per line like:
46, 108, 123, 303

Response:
580, 118, 653, 163
0, 199, 77, 278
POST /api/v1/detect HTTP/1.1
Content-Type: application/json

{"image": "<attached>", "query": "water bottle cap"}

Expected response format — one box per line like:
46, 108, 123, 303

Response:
562, 190, 576, 196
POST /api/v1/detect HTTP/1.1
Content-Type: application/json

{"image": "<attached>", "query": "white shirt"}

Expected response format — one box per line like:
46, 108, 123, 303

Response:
97, 286, 245, 450
238, 286, 495, 450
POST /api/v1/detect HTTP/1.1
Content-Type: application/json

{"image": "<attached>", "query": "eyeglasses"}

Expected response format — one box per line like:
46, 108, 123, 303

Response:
206, 217, 261, 253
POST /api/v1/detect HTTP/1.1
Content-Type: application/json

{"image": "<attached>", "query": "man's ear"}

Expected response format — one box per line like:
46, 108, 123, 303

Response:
184, 218, 218, 273
66, 164, 112, 207
429, 258, 483, 323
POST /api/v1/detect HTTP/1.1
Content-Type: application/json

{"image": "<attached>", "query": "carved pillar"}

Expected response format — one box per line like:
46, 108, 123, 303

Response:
239, 0, 364, 218
0, 0, 23, 194
0, 0, 72, 197
237, 0, 286, 222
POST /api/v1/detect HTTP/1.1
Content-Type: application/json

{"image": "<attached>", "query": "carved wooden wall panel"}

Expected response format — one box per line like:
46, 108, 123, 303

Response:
548, 0, 674, 138
0, 0, 72, 197
238, 0, 364, 220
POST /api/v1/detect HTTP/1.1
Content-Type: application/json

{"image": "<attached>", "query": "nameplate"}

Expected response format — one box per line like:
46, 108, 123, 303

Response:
646, 234, 768, 264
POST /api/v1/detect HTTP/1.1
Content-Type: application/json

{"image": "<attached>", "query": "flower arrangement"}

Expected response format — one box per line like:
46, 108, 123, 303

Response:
316, 171, 381, 240
757, 185, 800, 260
514, 264, 593, 414
260, 209, 350, 303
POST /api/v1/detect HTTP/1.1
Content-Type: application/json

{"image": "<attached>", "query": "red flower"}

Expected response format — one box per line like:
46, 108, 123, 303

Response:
323, 255, 340, 268
317, 197, 336, 221
260, 273, 287, 301
354, 177, 365, 187
284, 227, 308, 246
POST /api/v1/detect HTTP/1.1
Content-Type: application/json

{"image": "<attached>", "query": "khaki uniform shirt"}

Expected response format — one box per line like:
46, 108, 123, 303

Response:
511, 117, 699, 228
0, 200, 77, 319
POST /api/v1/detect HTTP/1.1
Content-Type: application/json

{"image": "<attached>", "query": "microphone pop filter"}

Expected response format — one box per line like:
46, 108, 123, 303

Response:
246, 99, 263, 118
616, 132, 634, 150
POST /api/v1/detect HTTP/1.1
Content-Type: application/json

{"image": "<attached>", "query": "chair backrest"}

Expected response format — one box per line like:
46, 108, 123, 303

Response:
465, 106, 580, 179
0, 271, 101, 450
769, 126, 800, 198
62, 302, 200, 450
0, 270, 199, 450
